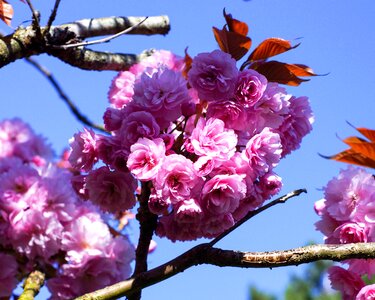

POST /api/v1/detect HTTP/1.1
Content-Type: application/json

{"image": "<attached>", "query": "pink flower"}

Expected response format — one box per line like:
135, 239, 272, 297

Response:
127, 137, 166, 181
326, 222, 369, 244
154, 154, 202, 203
201, 213, 235, 238
328, 266, 365, 300
133, 68, 191, 128
235, 69, 267, 107
257, 171, 282, 200
243, 127, 282, 177
190, 118, 238, 161
174, 198, 203, 224
69, 128, 98, 172
188, 50, 238, 102
103, 107, 126, 132
118, 111, 160, 150
324, 167, 375, 221
107, 71, 136, 108
129, 49, 184, 75
206, 99, 248, 131
85, 167, 137, 213
201, 174, 246, 215
356, 284, 375, 299
277, 96, 313, 157
0, 253, 18, 298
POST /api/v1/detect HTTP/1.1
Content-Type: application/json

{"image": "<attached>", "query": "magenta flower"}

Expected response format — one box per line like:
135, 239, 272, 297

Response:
235, 69, 267, 107
127, 137, 166, 181
188, 50, 238, 102
174, 198, 203, 224
201, 174, 246, 215
328, 266, 365, 300
0, 253, 18, 298
85, 167, 137, 213
118, 111, 160, 150
69, 128, 98, 172
206, 99, 248, 131
326, 222, 369, 244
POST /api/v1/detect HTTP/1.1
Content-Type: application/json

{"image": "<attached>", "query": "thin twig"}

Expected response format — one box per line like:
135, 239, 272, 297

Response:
46, 0, 62, 32
23, 0, 41, 37
75, 242, 375, 300
18, 270, 45, 300
209, 188, 307, 246
24, 57, 107, 133
51, 17, 149, 50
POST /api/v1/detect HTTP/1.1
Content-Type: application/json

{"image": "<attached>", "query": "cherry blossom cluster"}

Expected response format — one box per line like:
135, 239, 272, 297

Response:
0, 118, 134, 299
69, 49, 314, 241
315, 166, 375, 299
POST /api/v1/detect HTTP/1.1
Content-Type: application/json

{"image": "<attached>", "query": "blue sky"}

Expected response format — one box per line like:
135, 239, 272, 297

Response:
1, 0, 375, 299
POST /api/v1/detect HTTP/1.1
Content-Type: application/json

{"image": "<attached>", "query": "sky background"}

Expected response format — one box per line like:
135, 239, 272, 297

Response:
1, 0, 375, 299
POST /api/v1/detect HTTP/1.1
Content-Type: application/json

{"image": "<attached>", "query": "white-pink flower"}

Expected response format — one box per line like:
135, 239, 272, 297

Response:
190, 117, 238, 161
356, 284, 375, 299
127, 137, 166, 181
243, 127, 282, 177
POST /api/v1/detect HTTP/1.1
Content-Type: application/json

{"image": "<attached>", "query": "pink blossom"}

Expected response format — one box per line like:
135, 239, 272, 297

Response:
277, 96, 313, 157
356, 284, 375, 300
8, 210, 64, 259
243, 127, 282, 177
62, 210, 112, 265
257, 171, 282, 200
107, 71, 136, 108
206, 99, 248, 131
69, 128, 98, 172
326, 222, 369, 244
190, 118, 238, 161
0, 253, 18, 298
0, 118, 53, 162
201, 174, 246, 215
235, 69, 267, 107
85, 167, 137, 213
156, 214, 202, 242
154, 154, 202, 203
324, 166, 375, 221
174, 198, 203, 224
148, 188, 171, 215
328, 266, 365, 300
188, 50, 238, 102
127, 137, 166, 181
201, 213, 235, 238
133, 68, 191, 129
118, 111, 160, 150
129, 49, 184, 75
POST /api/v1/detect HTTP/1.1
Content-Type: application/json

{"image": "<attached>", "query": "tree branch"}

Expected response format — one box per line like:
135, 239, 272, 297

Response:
18, 270, 45, 300
0, 15, 170, 69
75, 242, 375, 300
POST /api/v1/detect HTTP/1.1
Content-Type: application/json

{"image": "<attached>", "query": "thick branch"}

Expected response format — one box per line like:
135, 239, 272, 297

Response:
18, 270, 45, 300
51, 16, 170, 39
0, 15, 169, 69
75, 242, 375, 300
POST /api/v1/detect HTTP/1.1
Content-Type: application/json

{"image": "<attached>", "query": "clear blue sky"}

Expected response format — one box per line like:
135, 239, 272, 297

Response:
1, 0, 375, 299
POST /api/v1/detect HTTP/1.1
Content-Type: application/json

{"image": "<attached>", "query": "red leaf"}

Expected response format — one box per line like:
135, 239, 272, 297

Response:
325, 149, 375, 169
249, 38, 300, 61
182, 47, 193, 79
324, 126, 375, 169
213, 26, 251, 61
253, 61, 309, 86
223, 8, 249, 36
284, 63, 317, 77
0, 0, 13, 26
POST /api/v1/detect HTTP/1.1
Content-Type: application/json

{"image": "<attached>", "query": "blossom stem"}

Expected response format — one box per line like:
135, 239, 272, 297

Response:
129, 182, 158, 300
